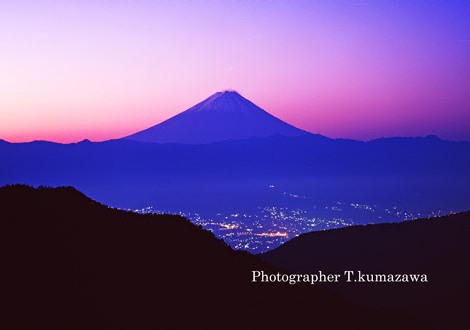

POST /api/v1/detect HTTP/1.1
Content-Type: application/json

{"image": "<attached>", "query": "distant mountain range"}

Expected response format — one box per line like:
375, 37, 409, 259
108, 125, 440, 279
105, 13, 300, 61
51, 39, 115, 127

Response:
1, 185, 424, 329
261, 211, 470, 329
124, 90, 308, 144
0, 133, 469, 212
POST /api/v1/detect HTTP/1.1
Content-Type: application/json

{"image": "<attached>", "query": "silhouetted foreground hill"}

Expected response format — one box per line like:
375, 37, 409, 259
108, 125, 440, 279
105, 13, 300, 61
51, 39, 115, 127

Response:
1, 185, 426, 329
261, 212, 470, 330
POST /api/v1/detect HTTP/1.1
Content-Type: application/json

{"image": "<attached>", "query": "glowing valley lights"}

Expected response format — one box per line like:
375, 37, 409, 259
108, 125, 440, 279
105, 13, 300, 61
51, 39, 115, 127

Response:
255, 231, 288, 238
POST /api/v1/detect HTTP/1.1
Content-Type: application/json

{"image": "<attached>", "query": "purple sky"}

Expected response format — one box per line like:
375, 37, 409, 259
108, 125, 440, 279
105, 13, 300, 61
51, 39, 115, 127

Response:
1, 0, 469, 142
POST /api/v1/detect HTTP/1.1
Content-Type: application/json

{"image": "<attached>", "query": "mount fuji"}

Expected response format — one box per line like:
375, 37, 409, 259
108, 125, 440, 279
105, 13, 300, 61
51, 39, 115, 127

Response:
124, 90, 309, 144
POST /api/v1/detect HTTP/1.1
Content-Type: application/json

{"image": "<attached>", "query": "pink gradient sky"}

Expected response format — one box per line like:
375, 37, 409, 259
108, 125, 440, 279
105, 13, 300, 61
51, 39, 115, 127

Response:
1, 1, 469, 143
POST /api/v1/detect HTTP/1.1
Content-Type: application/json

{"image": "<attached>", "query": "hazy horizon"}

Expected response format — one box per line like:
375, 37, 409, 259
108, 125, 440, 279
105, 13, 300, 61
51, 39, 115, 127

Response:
1, 1, 469, 143
1, 88, 468, 144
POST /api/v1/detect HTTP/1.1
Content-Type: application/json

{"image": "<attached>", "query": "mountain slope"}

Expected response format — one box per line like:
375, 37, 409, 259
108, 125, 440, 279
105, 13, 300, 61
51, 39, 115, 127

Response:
260, 212, 470, 329
124, 91, 308, 143
0, 185, 426, 329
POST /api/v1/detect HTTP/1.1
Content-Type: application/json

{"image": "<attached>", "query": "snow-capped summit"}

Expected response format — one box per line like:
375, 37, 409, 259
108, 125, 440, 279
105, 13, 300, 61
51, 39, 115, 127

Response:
185, 90, 265, 114
123, 91, 308, 144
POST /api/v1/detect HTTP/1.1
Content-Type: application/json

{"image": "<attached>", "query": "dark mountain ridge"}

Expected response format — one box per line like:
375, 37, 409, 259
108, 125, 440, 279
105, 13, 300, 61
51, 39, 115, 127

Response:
261, 211, 470, 329
2, 134, 468, 180
0, 185, 424, 329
